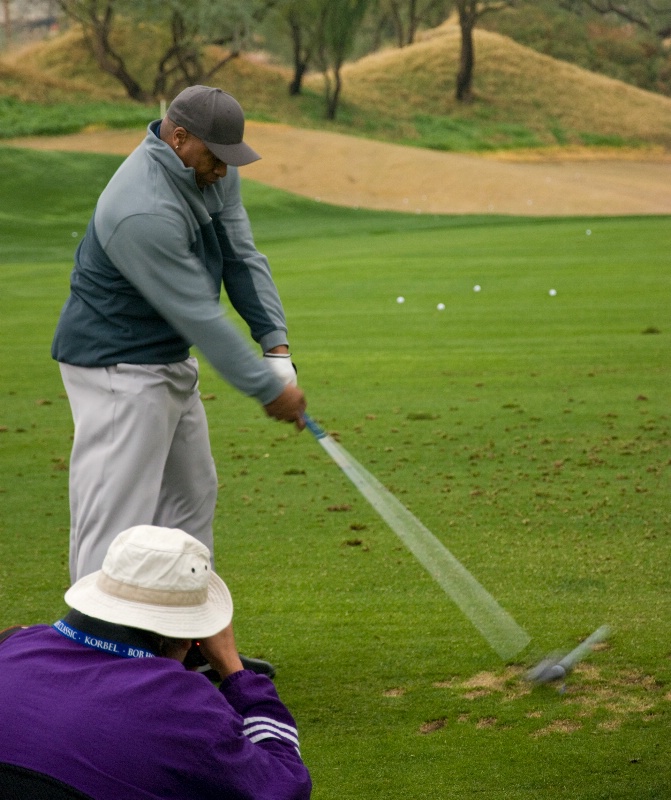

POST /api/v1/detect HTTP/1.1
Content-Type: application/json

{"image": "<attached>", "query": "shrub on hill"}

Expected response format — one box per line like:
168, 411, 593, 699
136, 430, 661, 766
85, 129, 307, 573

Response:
480, 2, 671, 97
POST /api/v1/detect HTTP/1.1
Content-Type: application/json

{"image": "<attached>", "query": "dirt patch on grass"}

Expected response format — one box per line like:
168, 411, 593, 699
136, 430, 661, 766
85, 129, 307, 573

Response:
424, 662, 669, 737
383, 687, 407, 697
419, 718, 447, 734
5, 122, 671, 216
532, 719, 583, 737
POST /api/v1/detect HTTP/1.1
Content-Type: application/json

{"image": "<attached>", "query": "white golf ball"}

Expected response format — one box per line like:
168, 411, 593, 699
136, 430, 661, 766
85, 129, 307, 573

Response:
396, 296, 405, 304
549, 289, 557, 296
437, 303, 445, 311
473, 284, 481, 293
586, 229, 592, 236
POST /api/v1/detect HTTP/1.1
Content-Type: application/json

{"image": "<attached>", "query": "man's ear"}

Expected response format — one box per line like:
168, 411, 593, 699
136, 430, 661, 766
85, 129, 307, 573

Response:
173, 127, 188, 150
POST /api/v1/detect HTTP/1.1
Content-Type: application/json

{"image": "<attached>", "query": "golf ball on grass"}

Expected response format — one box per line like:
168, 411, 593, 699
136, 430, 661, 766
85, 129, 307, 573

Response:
437, 303, 445, 311
473, 284, 481, 293
396, 296, 405, 304
549, 289, 557, 296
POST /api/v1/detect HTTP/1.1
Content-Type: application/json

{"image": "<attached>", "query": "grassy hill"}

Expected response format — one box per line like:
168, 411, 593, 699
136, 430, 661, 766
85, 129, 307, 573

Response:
326, 22, 671, 150
480, 1, 671, 98
2, 20, 671, 152
0, 58, 112, 104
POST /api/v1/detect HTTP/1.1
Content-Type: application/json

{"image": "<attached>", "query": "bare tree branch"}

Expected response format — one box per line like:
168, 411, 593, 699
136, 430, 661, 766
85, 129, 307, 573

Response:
560, 0, 671, 37
55, 0, 279, 101
56, 0, 152, 101
383, 0, 451, 46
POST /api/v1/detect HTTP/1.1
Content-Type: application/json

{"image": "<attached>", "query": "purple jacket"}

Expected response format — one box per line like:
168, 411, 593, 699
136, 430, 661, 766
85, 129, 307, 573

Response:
0, 625, 311, 799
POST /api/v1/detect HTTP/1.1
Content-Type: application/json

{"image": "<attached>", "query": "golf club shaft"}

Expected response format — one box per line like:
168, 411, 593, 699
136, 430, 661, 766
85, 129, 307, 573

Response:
304, 414, 530, 660
557, 625, 611, 672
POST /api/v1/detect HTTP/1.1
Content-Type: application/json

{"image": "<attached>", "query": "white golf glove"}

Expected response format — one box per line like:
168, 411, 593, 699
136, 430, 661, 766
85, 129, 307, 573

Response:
263, 353, 297, 387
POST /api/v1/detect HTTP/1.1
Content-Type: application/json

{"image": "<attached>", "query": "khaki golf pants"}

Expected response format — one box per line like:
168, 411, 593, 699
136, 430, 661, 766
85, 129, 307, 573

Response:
60, 358, 218, 581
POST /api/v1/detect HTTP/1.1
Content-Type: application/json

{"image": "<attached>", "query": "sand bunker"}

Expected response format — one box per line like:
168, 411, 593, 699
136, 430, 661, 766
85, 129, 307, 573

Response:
6, 121, 671, 216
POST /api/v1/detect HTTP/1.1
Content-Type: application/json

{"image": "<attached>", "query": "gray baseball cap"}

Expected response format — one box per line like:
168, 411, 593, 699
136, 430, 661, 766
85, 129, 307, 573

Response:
167, 85, 261, 167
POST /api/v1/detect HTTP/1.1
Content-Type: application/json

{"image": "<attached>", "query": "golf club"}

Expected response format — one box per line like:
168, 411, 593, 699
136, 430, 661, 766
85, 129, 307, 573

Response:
525, 625, 611, 685
303, 413, 531, 660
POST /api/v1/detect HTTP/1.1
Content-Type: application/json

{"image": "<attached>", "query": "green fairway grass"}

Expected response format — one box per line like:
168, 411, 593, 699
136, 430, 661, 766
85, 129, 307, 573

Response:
1, 147, 669, 798
0, 95, 155, 139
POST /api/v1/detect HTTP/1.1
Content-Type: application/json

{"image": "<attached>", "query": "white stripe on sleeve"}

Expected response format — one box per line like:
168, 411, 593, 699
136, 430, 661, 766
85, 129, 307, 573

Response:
243, 716, 300, 748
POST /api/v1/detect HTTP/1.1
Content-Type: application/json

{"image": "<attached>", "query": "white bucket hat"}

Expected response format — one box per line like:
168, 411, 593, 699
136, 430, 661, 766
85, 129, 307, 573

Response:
64, 526, 233, 639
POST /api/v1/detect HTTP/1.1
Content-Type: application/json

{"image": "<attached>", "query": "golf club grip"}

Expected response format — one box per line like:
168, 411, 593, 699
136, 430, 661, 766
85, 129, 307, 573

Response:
303, 413, 326, 439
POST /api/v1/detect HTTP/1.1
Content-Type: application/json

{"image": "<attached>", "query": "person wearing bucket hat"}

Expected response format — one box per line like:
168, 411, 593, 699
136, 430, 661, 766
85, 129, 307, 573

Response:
0, 525, 312, 799
51, 84, 307, 598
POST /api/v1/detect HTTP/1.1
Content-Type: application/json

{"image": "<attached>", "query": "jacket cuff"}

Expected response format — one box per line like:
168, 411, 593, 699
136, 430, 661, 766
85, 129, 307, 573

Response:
260, 330, 289, 354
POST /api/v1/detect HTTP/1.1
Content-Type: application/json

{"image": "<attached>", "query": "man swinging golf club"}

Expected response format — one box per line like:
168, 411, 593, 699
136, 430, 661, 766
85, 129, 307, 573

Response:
51, 85, 307, 675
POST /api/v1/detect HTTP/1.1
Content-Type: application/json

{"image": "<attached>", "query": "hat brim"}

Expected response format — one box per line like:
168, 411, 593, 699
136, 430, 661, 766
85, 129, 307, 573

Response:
64, 571, 233, 640
204, 138, 261, 167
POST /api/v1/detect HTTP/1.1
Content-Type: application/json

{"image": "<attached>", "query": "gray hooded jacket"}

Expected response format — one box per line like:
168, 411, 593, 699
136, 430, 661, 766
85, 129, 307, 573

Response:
52, 121, 287, 405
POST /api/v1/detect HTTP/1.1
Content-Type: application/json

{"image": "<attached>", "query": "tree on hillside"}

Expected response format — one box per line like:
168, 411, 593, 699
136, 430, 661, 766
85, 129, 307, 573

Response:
559, 0, 671, 39
274, 0, 451, 96
55, 0, 278, 101
454, 0, 516, 102
314, 0, 371, 119
371, 0, 452, 47
2, 0, 12, 45
55, 0, 150, 100
274, 0, 322, 95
